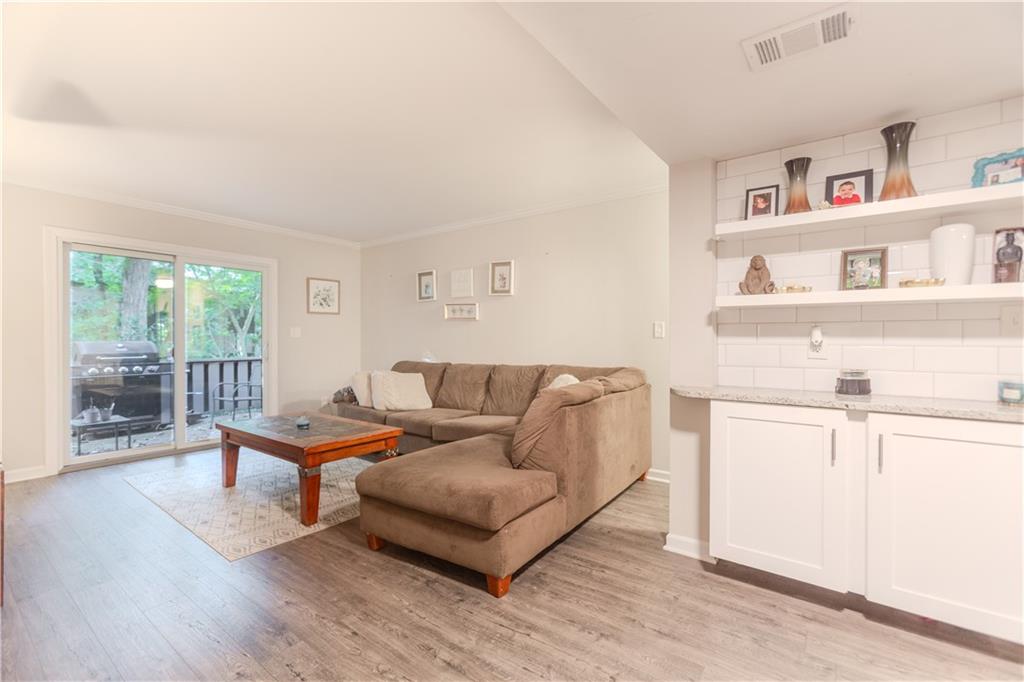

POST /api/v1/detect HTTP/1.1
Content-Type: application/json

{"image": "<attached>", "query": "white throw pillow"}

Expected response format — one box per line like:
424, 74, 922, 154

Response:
370, 371, 433, 411
548, 373, 579, 390
351, 371, 374, 407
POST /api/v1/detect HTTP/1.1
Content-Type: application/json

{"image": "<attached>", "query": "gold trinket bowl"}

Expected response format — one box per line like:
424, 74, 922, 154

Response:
773, 285, 813, 294
898, 278, 945, 287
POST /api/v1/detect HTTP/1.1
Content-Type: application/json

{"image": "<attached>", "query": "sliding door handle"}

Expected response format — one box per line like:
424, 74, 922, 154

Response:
830, 428, 837, 466
877, 434, 884, 473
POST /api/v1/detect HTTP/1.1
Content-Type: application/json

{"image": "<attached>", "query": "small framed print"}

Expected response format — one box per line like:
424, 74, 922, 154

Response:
444, 302, 479, 320
307, 277, 340, 314
744, 185, 779, 219
840, 247, 888, 290
489, 260, 515, 295
450, 268, 474, 298
972, 149, 1024, 187
416, 270, 436, 301
994, 227, 1024, 283
825, 169, 874, 207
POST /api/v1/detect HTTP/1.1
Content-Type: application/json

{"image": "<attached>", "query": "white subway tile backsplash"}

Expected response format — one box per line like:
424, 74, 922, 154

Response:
740, 307, 797, 324
717, 256, 751, 283
870, 136, 947, 169
915, 346, 998, 374
781, 136, 845, 162
1003, 96, 1024, 122
757, 323, 813, 345
842, 345, 915, 371
937, 302, 1002, 320
743, 234, 800, 257
745, 168, 790, 190
717, 197, 744, 221
807, 152, 870, 184
718, 323, 758, 345
717, 239, 744, 259
718, 366, 753, 386
900, 242, 930, 270
970, 264, 991, 285
915, 102, 1002, 139
797, 305, 861, 323
964, 319, 1024, 347
863, 218, 938, 245
843, 128, 884, 154
824, 322, 885, 346
754, 367, 804, 390
862, 303, 937, 321
716, 308, 741, 324
907, 157, 978, 192
799, 227, 865, 252
803, 368, 838, 391
717, 175, 747, 199
769, 252, 832, 278
780, 344, 843, 369
725, 345, 780, 367
974, 234, 994, 265
871, 371, 934, 397
883, 320, 962, 346
998, 347, 1023, 375
946, 121, 1024, 159
933, 373, 1001, 401
727, 150, 781, 177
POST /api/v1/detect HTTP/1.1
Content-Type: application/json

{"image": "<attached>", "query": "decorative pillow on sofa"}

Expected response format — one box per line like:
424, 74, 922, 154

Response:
351, 371, 374, 407
510, 380, 604, 468
547, 373, 579, 390
370, 371, 433, 411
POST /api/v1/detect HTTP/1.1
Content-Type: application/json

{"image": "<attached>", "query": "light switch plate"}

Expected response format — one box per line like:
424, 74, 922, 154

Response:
653, 321, 666, 339
290, 326, 302, 338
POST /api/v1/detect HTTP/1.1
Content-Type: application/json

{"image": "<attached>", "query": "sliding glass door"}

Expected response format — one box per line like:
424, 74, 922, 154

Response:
64, 243, 269, 465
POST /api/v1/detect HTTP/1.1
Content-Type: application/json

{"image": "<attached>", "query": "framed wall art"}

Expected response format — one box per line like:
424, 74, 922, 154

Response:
825, 169, 874, 206
307, 277, 340, 314
744, 185, 779, 219
416, 270, 436, 301
444, 302, 479, 320
488, 260, 515, 295
450, 268, 474, 298
840, 247, 888, 290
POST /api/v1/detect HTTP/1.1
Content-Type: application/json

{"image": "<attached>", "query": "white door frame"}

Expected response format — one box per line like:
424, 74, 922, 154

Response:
43, 226, 279, 475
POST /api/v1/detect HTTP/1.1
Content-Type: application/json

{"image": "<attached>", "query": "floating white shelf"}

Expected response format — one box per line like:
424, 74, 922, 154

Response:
716, 282, 1024, 308
715, 184, 1024, 241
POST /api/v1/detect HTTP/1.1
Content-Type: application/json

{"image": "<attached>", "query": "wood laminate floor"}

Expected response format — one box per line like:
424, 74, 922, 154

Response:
2, 448, 1021, 681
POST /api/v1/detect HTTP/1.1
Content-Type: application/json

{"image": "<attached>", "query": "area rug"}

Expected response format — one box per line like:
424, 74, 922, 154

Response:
124, 450, 371, 561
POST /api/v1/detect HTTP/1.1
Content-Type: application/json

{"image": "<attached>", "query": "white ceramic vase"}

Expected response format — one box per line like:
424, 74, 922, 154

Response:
930, 223, 975, 285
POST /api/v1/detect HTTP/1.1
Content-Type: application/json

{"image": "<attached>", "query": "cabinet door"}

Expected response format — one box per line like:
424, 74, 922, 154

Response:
710, 401, 847, 591
867, 414, 1023, 643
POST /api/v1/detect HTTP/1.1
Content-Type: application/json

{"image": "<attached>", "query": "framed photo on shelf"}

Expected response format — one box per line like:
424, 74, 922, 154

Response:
825, 169, 873, 206
744, 185, 779, 219
444, 302, 479, 320
306, 277, 340, 314
450, 268, 474, 298
840, 247, 888, 290
993, 227, 1023, 283
972, 148, 1024, 187
488, 260, 515, 295
416, 270, 436, 301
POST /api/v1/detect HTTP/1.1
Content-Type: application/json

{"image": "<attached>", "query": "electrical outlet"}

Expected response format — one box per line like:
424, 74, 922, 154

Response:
807, 325, 829, 359
653, 321, 666, 339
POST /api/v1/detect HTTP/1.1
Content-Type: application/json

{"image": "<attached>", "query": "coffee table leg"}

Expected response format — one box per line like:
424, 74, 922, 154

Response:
297, 466, 322, 526
222, 436, 240, 488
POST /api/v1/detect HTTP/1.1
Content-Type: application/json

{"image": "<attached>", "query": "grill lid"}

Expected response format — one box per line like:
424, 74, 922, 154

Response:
72, 340, 160, 365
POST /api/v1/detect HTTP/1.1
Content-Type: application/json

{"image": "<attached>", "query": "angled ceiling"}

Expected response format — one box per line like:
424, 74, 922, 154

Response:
504, 2, 1024, 164
2, 2, 666, 243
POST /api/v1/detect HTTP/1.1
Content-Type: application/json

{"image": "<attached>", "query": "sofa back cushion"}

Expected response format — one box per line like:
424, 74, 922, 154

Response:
538, 364, 621, 391
435, 363, 494, 412
510, 380, 604, 468
391, 361, 449, 403
481, 364, 546, 416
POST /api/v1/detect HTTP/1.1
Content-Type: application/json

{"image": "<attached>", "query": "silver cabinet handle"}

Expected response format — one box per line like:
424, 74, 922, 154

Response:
830, 428, 837, 466
878, 434, 884, 473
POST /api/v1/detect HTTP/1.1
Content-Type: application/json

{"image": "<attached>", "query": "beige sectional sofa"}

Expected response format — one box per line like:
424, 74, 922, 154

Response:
340, 361, 652, 598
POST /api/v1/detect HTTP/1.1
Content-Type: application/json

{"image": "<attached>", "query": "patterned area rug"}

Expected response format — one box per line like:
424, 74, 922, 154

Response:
124, 450, 371, 561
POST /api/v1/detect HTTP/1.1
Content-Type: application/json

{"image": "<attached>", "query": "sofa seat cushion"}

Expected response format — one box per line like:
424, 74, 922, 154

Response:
355, 434, 557, 531
337, 402, 398, 425
432, 415, 521, 442
385, 408, 476, 437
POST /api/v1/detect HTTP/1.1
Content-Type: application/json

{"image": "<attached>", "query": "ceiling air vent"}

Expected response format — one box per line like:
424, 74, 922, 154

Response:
742, 5, 857, 71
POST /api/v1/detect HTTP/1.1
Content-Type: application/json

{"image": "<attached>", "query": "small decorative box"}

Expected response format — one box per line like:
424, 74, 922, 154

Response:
998, 381, 1024, 405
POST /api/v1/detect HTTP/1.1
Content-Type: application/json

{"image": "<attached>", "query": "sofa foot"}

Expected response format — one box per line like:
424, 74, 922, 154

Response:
638, 470, 648, 482
366, 533, 386, 551
486, 574, 511, 598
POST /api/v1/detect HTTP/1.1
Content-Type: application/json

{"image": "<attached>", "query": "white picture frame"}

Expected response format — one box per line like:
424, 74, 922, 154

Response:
450, 268, 474, 298
307, 277, 340, 314
444, 302, 479, 320
416, 270, 436, 301
489, 260, 515, 296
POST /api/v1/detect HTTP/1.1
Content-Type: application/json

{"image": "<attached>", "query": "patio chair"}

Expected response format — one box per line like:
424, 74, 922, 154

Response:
210, 381, 263, 424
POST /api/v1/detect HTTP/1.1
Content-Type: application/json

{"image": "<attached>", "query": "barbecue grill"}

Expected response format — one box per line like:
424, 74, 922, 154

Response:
71, 340, 174, 425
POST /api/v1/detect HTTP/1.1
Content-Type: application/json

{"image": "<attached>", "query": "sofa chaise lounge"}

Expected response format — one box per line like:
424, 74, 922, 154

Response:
342, 361, 651, 597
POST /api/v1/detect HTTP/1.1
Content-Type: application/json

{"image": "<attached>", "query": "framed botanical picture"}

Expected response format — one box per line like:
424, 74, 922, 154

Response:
825, 169, 874, 206
444, 302, 479, 320
306, 277, 340, 314
994, 227, 1024, 283
416, 270, 436, 301
744, 185, 779, 219
972, 149, 1024, 187
489, 260, 515, 296
840, 247, 888, 290
450, 268, 474, 298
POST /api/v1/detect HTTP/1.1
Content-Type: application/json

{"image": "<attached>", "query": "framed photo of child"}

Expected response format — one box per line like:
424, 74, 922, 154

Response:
825, 170, 874, 207
744, 185, 779, 219
840, 247, 888, 290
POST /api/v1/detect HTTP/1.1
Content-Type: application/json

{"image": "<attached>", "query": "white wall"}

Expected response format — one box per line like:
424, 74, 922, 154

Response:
1, 184, 362, 480
714, 98, 1024, 399
360, 190, 671, 473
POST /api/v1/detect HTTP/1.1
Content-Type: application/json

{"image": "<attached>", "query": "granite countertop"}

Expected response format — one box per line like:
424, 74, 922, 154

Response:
671, 385, 1024, 424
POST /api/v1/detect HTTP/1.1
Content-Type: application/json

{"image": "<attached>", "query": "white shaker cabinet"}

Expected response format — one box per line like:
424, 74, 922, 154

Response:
866, 414, 1023, 643
710, 401, 848, 591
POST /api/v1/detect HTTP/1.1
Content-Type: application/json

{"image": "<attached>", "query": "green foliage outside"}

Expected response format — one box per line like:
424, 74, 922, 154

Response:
69, 251, 262, 361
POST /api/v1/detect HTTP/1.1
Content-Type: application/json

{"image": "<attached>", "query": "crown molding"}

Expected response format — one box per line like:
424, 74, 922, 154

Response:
2, 179, 362, 250
359, 182, 669, 248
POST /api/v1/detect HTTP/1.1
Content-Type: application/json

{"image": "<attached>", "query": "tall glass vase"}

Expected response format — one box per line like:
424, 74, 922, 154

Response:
784, 157, 812, 214
879, 121, 918, 200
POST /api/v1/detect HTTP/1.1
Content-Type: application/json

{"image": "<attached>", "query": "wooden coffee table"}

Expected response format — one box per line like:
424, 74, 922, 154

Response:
216, 414, 402, 526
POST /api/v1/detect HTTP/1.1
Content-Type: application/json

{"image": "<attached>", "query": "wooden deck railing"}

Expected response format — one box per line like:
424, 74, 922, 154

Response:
186, 357, 263, 416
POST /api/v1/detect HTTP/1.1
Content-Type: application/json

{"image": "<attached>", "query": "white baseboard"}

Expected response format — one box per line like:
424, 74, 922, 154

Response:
646, 467, 670, 484
664, 533, 716, 563
4, 465, 53, 484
